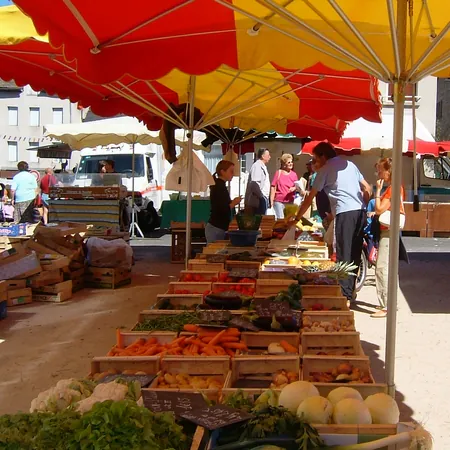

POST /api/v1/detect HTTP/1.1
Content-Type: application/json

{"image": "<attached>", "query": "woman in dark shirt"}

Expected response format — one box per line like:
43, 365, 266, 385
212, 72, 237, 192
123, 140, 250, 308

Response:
206, 160, 241, 243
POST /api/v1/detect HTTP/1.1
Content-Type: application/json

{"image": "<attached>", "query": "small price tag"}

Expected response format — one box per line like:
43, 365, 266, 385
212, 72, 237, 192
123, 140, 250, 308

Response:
142, 390, 207, 415
180, 404, 252, 430
253, 299, 292, 318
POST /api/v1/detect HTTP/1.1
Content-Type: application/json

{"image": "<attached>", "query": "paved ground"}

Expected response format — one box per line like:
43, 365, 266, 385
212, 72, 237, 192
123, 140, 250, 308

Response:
0, 237, 447, 446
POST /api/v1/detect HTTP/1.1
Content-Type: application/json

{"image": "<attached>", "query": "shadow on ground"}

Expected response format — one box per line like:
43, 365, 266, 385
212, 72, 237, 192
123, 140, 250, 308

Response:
399, 252, 450, 314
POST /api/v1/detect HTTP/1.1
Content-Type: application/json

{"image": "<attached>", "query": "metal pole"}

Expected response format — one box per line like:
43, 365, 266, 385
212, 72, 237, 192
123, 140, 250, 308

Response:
411, 86, 420, 211
185, 76, 196, 268
131, 142, 136, 238
238, 144, 242, 200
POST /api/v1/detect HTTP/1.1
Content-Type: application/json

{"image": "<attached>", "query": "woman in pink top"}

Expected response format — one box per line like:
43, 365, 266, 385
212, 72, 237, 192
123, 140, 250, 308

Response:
270, 153, 299, 219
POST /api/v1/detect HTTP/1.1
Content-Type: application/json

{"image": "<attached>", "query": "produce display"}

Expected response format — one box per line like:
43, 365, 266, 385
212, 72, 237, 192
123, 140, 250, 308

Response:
154, 372, 223, 390
133, 312, 201, 332
270, 369, 299, 389
308, 362, 372, 383
90, 369, 153, 382
302, 316, 356, 332
267, 340, 298, 355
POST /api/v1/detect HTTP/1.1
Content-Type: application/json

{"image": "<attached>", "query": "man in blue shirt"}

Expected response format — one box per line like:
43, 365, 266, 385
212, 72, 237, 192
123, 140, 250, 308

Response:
293, 143, 372, 302
10, 161, 38, 223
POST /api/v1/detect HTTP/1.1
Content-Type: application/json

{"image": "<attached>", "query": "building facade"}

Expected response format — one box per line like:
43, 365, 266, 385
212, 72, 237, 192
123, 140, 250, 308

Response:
436, 78, 450, 141
0, 80, 82, 172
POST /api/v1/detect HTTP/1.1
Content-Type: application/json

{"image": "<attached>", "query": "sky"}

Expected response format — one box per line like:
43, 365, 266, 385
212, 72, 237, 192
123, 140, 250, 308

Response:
0, 0, 13, 5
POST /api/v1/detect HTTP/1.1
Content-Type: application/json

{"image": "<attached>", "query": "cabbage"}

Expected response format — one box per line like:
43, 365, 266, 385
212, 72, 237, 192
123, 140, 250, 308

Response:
296, 396, 333, 424
333, 398, 372, 424
364, 393, 400, 424
327, 387, 363, 405
278, 381, 319, 413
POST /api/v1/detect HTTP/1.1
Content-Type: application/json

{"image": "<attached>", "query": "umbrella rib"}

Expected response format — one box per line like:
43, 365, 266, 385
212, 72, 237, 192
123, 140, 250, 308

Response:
327, 0, 391, 79
410, 52, 450, 81
252, 0, 387, 80
97, 0, 195, 50
386, 0, 401, 78
63, 0, 99, 49
215, 0, 384, 80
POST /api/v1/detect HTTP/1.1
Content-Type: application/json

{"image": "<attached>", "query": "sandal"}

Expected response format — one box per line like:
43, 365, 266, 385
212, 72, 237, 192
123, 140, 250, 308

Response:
371, 309, 387, 318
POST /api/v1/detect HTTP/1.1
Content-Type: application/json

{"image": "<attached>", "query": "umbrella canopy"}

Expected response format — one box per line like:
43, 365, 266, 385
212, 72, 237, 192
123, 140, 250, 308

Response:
44, 116, 208, 151
302, 110, 439, 155
11, 0, 450, 83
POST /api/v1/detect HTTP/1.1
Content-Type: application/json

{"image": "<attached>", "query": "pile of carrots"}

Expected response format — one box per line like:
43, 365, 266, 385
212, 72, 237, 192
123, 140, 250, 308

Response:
108, 327, 248, 357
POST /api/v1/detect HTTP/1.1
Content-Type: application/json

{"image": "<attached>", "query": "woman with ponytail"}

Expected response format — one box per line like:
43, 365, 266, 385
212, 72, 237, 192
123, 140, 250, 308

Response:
206, 160, 242, 243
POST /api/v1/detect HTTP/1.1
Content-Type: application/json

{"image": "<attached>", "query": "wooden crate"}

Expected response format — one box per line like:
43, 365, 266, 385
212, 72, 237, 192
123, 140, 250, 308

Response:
85, 267, 131, 289
179, 270, 219, 282
258, 269, 292, 280
7, 288, 32, 306
211, 282, 255, 292
302, 310, 355, 325
237, 331, 300, 356
301, 284, 342, 297
147, 356, 229, 400
225, 260, 261, 271
302, 355, 387, 398
301, 296, 349, 311
167, 282, 212, 295
300, 332, 364, 356
137, 309, 191, 325
188, 260, 225, 272
154, 294, 204, 309
116, 331, 177, 348
255, 279, 295, 296
223, 355, 300, 397
90, 356, 160, 376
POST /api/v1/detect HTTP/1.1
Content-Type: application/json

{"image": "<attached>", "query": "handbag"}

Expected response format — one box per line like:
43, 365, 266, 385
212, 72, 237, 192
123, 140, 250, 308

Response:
379, 210, 406, 229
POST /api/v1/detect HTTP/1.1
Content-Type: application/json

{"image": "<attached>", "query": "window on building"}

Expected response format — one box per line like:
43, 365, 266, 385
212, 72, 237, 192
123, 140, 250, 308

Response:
28, 141, 39, 163
387, 83, 418, 101
8, 106, 18, 126
52, 107, 63, 124
8, 141, 18, 162
29, 107, 40, 126
240, 154, 247, 173
437, 100, 443, 120
423, 157, 450, 180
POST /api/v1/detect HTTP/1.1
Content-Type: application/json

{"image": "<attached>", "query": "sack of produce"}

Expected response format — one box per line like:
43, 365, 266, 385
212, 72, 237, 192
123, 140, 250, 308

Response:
86, 236, 133, 270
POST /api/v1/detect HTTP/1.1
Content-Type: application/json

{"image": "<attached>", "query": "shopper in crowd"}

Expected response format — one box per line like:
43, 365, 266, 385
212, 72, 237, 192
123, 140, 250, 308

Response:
270, 153, 299, 219
40, 167, 58, 224
244, 148, 271, 215
291, 142, 372, 303
371, 157, 405, 318
206, 160, 241, 243
10, 161, 39, 223
302, 160, 314, 190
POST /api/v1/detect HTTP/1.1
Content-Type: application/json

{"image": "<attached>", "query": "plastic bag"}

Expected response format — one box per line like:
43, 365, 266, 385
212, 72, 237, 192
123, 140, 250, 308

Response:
86, 237, 133, 270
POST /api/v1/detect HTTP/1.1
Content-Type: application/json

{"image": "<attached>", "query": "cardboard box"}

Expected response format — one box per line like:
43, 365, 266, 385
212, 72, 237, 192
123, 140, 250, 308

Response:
7, 288, 32, 306
85, 267, 131, 289
29, 269, 63, 288
0, 252, 41, 280
33, 291, 72, 303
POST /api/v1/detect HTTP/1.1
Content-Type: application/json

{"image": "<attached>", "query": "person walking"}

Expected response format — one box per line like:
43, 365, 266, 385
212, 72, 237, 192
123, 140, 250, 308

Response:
270, 153, 299, 219
371, 157, 405, 318
10, 161, 39, 223
40, 167, 58, 224
291, 143, 372, 303
205, 160, 241, 243
244, 148, 271, 215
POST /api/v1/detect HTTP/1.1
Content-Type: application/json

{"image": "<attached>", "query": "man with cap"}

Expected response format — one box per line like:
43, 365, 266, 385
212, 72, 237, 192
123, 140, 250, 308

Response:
10, 161, 39, 223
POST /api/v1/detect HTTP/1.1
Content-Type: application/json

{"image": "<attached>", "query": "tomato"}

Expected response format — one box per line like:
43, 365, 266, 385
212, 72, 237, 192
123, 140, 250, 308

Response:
174, 290, 182, 294
226, 277, 233, 283
218, 272, 229, 282
194, 274, 202, 282
203, 290, 210, 297
211, 277, 218, 282
184, 273, 193, 282
235, 285, 242, 292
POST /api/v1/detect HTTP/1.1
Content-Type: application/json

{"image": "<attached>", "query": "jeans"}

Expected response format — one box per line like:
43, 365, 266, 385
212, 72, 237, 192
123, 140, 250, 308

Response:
273, 201, 285, 219
254, 196, 268, 215
334, 209, 366, 300
205, 222, 227, 243
41, 193, 50, 207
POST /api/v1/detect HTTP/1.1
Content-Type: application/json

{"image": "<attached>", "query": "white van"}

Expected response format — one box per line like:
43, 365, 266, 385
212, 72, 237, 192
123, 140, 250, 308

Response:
73, 145, 166, 209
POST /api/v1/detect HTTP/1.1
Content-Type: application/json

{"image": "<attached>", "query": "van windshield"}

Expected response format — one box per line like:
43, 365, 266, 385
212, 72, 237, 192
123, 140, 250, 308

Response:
76, 154, 145, 177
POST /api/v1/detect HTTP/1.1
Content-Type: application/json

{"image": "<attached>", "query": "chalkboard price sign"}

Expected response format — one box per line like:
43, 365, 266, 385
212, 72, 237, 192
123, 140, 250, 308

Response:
98, 374, 156, 387
198, 309, 232, 323
180, 404, 252, 430
141, 390, 207, 415
253, 299, 292, 318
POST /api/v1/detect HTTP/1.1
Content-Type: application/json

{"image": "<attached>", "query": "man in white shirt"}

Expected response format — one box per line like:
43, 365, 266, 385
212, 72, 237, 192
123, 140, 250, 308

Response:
244, 148, 271, 215
293, 143, 371, 302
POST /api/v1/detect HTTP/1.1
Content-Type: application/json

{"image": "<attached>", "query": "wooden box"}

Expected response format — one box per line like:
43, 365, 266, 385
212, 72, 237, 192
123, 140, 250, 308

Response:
90, 356, 160, 376
154, 294, 204, 309
225, 260, 261, 271
167, 282, 212, 295
211, 282, 255, 292
301, 296, 349, 311
302, 310, 355, 328
148, 356, 229, 401
255, 279, 294, 296
179, 271, 219, 282
7, 288, 32, 306
117, 331, 177, 348
188, 260, 225, 272
258, 269, 292, 280
302, 284, 342, 297
300, 332, 364, 356
237, 331, 300, 356
302, 355, 387, 398
85, 267, 131, 289
223, 356, 300, 397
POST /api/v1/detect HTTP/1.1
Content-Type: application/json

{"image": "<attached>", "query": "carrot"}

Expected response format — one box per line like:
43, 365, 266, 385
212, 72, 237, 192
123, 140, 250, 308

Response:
222, 342, 248, 350
201, 336, 213, 343
191, 344, 199, 354
213, 346, 226, 355
116, 329, 124, 349
198, 330, 222, 337
225, 328, 241, 336
107, 350, 114, 356
203, 346, 217, 356
207, 329, 227, 346
219, 336, 239, 343
182, 348, 193, 355
183, 324, 199, 333
190, 338, 207, 348
169, 337, 186, 348
146, 337, 157, 346
184, 336, 196, 344
280, 340, 298, 353
225, 348, 235, 357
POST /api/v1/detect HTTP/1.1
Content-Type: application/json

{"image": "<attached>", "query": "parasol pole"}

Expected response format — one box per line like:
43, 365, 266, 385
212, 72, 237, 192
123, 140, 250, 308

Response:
385, 0, 407, 399
411, 87, 419, 212
238, 144, 242, 201
185, 76, 196, 268
129, 141, 143, 239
